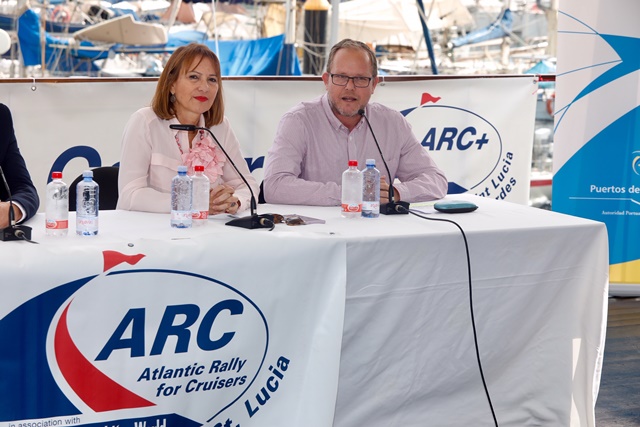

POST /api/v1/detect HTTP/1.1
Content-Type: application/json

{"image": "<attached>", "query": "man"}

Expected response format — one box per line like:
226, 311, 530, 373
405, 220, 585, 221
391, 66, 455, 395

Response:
0, 103, 39, 228
263, 39, 447, 206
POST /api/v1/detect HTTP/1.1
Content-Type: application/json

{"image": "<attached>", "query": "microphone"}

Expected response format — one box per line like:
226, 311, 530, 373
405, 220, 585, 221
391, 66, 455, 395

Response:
0, 165, 33, 242
358, 109, 409, 215
169, 124, 274, 230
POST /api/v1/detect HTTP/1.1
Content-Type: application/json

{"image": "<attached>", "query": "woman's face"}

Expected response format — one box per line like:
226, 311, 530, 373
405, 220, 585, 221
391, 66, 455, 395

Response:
171, 56, 218, 125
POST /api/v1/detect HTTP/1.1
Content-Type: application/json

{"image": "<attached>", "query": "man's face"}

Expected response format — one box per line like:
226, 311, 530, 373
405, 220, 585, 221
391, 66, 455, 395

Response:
322, 48, 377, 122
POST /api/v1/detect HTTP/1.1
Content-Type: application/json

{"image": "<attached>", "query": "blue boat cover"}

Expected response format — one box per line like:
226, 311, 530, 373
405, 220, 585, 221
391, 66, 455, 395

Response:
17, 8, 301, 76
450, 9, 513, 49
18, 9, 100, 73
206, 34, 301, 76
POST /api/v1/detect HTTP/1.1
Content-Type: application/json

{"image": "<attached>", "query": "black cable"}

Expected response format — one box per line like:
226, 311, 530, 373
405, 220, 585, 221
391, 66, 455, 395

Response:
260, 217, 275, 231
404, 205, 499, 427
15, 229, 38, 244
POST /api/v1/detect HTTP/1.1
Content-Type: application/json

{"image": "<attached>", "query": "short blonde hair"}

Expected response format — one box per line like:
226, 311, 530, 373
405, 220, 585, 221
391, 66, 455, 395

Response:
152, 43, 224, 127
326, 39, 378, 78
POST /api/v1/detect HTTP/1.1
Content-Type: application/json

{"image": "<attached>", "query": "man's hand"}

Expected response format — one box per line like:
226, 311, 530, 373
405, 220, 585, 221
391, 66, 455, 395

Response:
380, 177, 400, 204
0, 201, 22, 228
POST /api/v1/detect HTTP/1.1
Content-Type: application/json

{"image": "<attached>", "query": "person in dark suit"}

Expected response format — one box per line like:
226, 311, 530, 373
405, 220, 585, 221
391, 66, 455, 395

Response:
0, 103, 39, 228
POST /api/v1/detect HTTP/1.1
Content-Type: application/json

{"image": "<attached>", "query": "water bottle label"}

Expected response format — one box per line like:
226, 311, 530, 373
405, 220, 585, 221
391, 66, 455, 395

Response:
77, 217, 98, 228
192, 210, 209, 220
46, 219, 68, 230
76, 216, 98, 236
363, 201, 380, 212
342, 203, 362, 213
172, 211, 192, 221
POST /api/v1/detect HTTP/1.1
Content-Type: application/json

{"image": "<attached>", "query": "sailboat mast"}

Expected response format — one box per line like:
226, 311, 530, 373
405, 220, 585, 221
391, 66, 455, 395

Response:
285, 0, 297, 44
415, 0, 438, 75
328, 0, 339, 49
40, 0, 47, 74
545, 0, 558, 57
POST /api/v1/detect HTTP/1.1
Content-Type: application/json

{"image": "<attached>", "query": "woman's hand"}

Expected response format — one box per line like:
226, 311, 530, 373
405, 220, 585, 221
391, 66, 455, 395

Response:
209, 184, 240, 215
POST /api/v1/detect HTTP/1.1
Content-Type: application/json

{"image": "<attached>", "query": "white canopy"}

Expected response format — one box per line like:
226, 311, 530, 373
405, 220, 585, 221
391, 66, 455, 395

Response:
74, 14, 168, 45
337, 0, 474, 45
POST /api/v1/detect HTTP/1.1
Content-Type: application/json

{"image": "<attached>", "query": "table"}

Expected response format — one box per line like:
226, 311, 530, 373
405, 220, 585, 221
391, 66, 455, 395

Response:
0, 195, 609, 427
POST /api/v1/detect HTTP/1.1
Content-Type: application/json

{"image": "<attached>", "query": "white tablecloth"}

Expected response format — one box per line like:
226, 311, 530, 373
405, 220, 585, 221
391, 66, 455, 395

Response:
1, 195, 609, 427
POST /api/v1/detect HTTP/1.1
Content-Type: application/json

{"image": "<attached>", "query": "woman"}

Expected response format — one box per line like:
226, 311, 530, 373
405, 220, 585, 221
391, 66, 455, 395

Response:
117, 43, 258, 215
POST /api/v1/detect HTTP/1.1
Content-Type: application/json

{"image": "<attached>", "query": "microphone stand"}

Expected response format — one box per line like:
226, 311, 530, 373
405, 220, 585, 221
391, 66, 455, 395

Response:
0, 165, 33, 242
169, 124, 274, 230
358, 109, 409, 215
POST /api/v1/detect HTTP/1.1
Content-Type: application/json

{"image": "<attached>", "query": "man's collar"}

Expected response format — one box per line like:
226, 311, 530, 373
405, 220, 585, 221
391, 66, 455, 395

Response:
321, 94, 365, 132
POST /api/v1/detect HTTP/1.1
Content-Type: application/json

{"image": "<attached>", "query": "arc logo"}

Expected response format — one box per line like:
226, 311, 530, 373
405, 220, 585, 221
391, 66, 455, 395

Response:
402, 93, 504, 194
0, 251, 269, 425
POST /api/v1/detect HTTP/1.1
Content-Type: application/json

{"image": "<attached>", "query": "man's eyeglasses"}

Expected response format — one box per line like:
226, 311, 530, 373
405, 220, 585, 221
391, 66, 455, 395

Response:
330, 74, 373, 88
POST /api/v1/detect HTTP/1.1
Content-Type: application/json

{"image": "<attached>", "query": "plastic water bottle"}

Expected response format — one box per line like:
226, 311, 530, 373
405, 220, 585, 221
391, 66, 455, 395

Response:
362, 159, 380, 218
171, 165, 192, 228
191, 165, 210, 227
45, 171, 69, 236
341, 160, 363, 218
76, 170, 99, 236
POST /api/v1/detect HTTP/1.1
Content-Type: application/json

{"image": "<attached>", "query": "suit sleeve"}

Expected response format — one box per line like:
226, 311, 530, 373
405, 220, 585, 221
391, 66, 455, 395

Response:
0, 104, 40, 222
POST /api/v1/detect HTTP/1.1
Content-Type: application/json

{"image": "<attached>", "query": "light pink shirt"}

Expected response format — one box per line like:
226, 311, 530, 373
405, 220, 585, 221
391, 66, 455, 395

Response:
117, 107, 258, 213
263, 95, 448, 205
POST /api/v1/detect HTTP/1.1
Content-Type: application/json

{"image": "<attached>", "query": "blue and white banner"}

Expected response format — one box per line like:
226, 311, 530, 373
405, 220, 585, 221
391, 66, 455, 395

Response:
554, 1, 640, 288
0, 76, 536, 206
384, 79, 536, 203
0, 234, 346, 426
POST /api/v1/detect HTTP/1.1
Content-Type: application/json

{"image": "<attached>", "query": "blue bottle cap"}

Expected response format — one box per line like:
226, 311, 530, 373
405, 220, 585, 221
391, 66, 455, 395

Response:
366, 159, 375, 166
177, 165, 188, 173
82, 170, 93, 178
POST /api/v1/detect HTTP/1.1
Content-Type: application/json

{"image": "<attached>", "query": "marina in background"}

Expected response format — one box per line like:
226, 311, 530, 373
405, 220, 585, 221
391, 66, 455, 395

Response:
0, 0, 557, 208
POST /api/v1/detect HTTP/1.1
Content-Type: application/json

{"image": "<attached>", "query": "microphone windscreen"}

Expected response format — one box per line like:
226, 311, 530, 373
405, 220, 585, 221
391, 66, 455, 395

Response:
169, 124, 196, 131
358, 109, 365, 116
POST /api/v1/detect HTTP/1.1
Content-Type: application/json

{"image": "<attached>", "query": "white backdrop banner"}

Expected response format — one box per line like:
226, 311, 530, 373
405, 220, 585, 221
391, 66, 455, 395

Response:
0, 76, 536, 206
0, 233, 347, 426
554, 1, 640, 288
